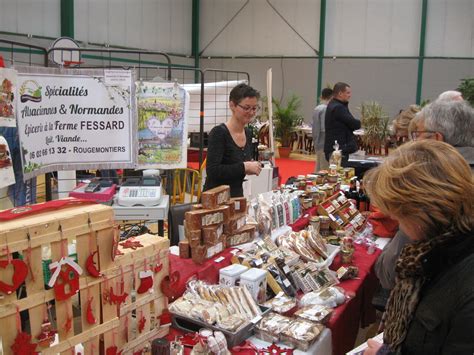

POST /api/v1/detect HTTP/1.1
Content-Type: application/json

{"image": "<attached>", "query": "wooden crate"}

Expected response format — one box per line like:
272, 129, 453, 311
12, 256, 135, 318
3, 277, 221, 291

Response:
0, 201, 169, 355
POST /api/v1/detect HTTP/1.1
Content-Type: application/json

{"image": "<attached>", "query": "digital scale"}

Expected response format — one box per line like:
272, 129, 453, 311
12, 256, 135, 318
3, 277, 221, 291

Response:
117, 176, 162, 207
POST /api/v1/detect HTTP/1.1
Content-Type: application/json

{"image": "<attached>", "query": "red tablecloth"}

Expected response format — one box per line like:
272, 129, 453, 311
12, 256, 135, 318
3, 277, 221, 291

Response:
289, 206, 318, 232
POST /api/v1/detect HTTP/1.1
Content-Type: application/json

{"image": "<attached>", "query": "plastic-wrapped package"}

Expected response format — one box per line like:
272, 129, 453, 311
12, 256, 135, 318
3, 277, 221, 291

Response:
299, 286, 347, 308
295, 305, 333, 324
254, 312, 293, 343
256, 198, 273, 238
262, 293, 297, 315
281, 319, 325, 351
201, 185, 231, 209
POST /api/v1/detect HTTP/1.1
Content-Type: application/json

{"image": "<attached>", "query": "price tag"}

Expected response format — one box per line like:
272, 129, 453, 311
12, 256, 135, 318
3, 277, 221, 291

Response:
251, 315, 263, 324
254, 259, 263, 266
283, 279, 291, 287
230, 249, 239, 255
214, 256, 225, 263
283, 265, 291, 274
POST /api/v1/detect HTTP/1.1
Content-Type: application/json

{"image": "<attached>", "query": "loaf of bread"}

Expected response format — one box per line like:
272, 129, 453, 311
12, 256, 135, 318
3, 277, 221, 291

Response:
224, 213, 247, 235
184, 220, 202, 248
227, 225, 256, 247
203, 224, 224, 245
201, 185, 230, 209
230, 197, 247, 214
185, 205, 230, 229
179, 240, 190, 259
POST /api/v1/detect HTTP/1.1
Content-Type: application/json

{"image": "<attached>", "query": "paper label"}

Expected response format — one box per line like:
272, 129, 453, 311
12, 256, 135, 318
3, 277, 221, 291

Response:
283, 265, 291, 274
214, 256, 225, 263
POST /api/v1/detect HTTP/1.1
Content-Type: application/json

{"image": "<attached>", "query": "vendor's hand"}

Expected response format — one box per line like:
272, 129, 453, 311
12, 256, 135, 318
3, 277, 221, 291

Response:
244, 161, 262, 176
363, 339, 383, 355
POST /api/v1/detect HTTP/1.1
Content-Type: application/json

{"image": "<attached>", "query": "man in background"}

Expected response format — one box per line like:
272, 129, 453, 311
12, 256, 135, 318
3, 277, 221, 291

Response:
312, 87, 333, 171
324, 82, 361, 167
437, 90, 464, 102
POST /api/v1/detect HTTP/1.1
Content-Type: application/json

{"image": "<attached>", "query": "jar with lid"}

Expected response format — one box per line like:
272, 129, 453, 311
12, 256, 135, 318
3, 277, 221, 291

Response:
309, 215, 321, 233
319, 216, 331, 236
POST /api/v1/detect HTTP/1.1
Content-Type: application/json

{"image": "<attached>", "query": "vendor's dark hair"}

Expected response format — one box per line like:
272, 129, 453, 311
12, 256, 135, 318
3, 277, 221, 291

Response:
333, 82, 350, 96
229, 83, 260, 104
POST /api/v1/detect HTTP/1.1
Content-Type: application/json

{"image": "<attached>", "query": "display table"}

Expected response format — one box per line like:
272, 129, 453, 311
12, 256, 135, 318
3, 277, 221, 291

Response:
168, 243, 381, 355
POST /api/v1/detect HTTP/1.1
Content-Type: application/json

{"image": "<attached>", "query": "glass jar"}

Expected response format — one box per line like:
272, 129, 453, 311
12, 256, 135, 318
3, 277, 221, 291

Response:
319, 216, 331, 236
309, 215, 320, 233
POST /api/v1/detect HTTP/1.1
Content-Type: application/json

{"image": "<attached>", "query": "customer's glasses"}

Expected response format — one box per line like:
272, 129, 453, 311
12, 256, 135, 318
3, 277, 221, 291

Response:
237, 104, 260, 113
410, 130, 439, 141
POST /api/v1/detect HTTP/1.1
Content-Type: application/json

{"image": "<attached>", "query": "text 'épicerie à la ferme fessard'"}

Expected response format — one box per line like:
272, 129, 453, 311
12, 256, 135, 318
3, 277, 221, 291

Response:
21, 85, 126, 137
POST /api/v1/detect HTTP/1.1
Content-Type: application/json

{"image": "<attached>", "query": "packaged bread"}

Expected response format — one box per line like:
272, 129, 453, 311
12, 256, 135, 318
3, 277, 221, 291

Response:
224, 200, 236, 215
227, 225, 256, 247
206, 238, 225, 258
281, 319, 324, 351
230, 197, 247, 214
224, 213, 247, 235
191, 245, 207, 265
255, 312, 292, 343
263, 293, 297, 314
201, 185, 230, 209
295, 305, 332, 324
202, 224, 224, 245
185, 205, 230, 229
184, 221, 202, 248
179, 240, 190, 259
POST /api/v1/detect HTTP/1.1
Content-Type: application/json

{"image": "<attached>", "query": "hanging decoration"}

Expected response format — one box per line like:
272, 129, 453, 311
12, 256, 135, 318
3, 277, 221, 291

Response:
137, 258, 154, 294
36, 304, 56, 347
105, 346, 122, 355
0, 258, 28, 295
86, 297, 97, 325
137, 311, 146, 333
86, 251, 102, 278
11, 331, 39, 355
48, 256, 83, 301
153, 252, 163, 273
160, 271, 180, 301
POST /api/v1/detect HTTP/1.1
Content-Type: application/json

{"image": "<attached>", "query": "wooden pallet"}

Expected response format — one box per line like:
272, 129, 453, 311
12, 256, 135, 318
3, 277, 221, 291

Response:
0, 202, 169, 355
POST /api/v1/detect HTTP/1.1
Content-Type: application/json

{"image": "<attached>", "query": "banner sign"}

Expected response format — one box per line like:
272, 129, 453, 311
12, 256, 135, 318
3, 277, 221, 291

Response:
16, 68, 135, 180
137, 82, 189, 169
0, 68, 17, 127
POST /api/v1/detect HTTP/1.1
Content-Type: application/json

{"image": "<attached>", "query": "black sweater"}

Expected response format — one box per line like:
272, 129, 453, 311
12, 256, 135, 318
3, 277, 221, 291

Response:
203, 124, 253, 197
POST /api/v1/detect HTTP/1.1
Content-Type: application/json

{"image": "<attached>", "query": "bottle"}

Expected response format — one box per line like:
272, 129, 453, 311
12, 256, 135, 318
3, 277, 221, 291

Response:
348, 177, 359, 204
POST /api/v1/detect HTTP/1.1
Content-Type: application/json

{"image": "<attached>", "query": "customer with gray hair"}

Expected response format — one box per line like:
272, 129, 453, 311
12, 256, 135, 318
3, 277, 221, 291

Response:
437, 90, 463, 102
409, 100, 474, 166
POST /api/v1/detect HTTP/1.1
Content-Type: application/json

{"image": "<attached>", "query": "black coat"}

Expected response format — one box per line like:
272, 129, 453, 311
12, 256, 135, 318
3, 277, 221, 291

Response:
324, 98, 361, 156
400, 232, 474, 354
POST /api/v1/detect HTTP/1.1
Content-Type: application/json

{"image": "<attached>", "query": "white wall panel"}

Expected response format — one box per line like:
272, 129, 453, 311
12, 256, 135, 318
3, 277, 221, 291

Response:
325, 0, 421, 56
200, 0, 320, 57
0, 0, 60, 38
74, 0, 191, 53
425, 0, 474, 57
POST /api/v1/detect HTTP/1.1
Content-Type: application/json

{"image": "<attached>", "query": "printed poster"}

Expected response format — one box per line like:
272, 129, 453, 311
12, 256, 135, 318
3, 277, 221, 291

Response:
16, 67, 135, 180
0, 135, 15, 188
137, 82, 189, 169
0, 68, 17, 127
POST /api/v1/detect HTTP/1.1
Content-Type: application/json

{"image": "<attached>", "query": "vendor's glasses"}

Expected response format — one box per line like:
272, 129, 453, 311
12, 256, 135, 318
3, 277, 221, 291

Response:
410, 130, 439, 141
237, 104, 260, 113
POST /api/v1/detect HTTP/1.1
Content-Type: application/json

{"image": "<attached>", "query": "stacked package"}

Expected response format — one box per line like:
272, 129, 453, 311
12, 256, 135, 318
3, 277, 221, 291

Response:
183, 185, 255, 264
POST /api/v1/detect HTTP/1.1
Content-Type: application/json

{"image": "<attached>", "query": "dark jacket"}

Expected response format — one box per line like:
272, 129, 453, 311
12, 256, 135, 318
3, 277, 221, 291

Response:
388, 232, 474, 355
203, 124, 253, 197
324, 98, 361, 156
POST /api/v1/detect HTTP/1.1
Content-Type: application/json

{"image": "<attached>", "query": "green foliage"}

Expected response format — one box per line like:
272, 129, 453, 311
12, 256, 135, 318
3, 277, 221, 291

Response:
420, 99, 431, 108
359, 101, 390, 146
273, 94, 304, 148
458, 78, 474, 106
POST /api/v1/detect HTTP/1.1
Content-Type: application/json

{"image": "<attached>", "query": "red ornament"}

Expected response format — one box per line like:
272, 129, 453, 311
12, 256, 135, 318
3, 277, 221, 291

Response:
64, 314, 73, 333
120, 238, 143, 250
86, 297, 97, 324
36, 319, 57, 347
48, 257, 82, 301
106, 346, 122, 355
108, 287, 128, 306
11, 331, 39, 355
138, 315, 146, 333
258, 343, 294, 355
159, 310, 172, 326
86, 251, 102, 278
154, 263, 163, 273
160, 271, 180, 301
133, 350, 143, 355
136, 270, 154, 294
0, 259, 28, 295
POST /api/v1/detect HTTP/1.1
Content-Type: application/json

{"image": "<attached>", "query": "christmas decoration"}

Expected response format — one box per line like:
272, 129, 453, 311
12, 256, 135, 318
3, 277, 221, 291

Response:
36, 318, 56, 347
11, 331, 39, 355
86, 297, 97, 324
120, 238, 143, 250
86, 251, 102, 278
138, 313, 146, 333
0, 258, 28, 295
136, 270, 154, 294
48, 257, 83, 301
259, 343, 294, 355
160, 271, 180, 301
106, 346, 122, 355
